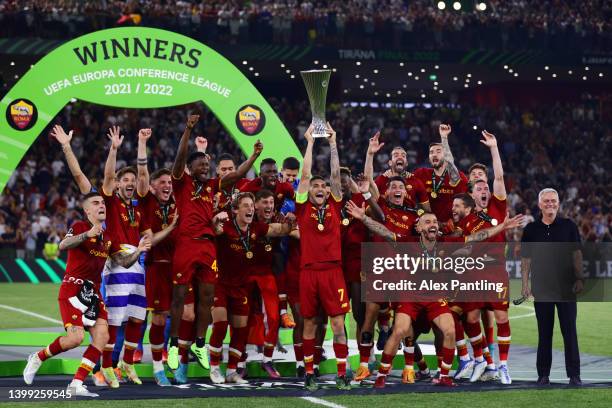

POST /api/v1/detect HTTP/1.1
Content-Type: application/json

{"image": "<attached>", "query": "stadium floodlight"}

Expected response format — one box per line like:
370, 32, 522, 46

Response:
374, 91, 379, 95
400, 62, 405, 67
397, 90, 402, 95
568, 70, 573, 74
249, 67, 254, 71
514, 73, 519, 77
599, 73, 604, 77
373, 69, 379, 74
254, 72, 259, 77
453, 1, 461, 10
435, 65, 440, 69
537, 76, 542, 81
433, 86, 438, 90
552, 73, 557, 78
402, 84, 407, 88
465, 79, 470, 83
364, 78, 369, 82
453, 76, 458, 81
421, 68, 426, 73
509, 69, 514, 73
544, 66, 549, 70
242, 60, 248, 65
343, 89, 348, 93
408, 72, 413, 76
386, 93, 391, 98
429, 75, 437, 81
360, 85, 364, 89
290, 74, 295, 79
434, 81, 438, 86
477, 80, 483, 85
355, 74, 360, 78
464, 84, 469, 88
10, 61, 15, 66
437, 1, 446, 10
323, 65, 328, 68
503, 65, 508, 69
585, 66, 590, 71
414, 76, 420, 80
477, 2, 487, 11
439, 89, 444, 94
314, 60, 319, 65
473, 125, 478, 130
582, 76, 587, 80
285, 69, 291, 74
421, 93, 426, 98
14, 75, 18, 79
356, 61, 361, 66
332, 68, 337, 72
467, 73, 472, 77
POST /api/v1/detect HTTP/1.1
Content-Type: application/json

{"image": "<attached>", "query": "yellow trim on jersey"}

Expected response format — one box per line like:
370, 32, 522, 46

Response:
331, 193, 343, 202
296, 191, 308, 204
449, 177, 462, 188
493, 193, 507, 201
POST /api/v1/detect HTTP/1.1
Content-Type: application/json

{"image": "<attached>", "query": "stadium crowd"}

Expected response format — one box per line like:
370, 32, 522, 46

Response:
0, 0, 609, 52
1, 97, 610, 260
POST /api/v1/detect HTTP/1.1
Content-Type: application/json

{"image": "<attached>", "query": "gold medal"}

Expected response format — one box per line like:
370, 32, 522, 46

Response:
417, 209, 425, 216
265, 244, 272, 252
342, 218, 350, 226
162, 223, 168, 229
491, 218, 498, 226
431, 191, 438, 198
246, 251, 254, 259
317, 223, 325, 231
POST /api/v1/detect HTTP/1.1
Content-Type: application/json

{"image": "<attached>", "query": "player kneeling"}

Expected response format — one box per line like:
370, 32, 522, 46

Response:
22, 192, 151, 396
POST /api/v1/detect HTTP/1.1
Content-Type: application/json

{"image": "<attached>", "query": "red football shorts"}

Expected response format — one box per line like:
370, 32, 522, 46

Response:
395, 301, 450, 322
146, 261, 173, 311
299, 263, 350, 319
58, 283, 108, 329
342, 256, 362, 284
172, 237, 217, 285
461, 301, 509, 313
213, 282, 250, 316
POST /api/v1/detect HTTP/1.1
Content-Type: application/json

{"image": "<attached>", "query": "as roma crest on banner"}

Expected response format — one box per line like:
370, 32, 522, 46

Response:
6, 98, 38, 131
236, 105, 265, 136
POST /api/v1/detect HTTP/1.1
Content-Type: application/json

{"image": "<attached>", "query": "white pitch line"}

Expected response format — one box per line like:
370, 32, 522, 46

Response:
0, 304, 62, 324
510, 312, 536, 320
301, 397, 348, 408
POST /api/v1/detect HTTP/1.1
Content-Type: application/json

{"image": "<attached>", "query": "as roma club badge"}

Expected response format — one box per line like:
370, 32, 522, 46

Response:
236, 105, 265, 136
6, 98, 38, 131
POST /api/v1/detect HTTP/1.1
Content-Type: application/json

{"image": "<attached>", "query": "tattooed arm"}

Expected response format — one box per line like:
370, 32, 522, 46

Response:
327, 123, 342, 200
51, 125, 92, 194
59, 223, 102, 250
465, 213, 525, 243
111, 236, 151, 268
439, 124, 461, 185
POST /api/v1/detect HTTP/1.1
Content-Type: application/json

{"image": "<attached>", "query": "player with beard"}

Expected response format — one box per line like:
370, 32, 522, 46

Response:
346, 207, 523, 388
339, 168, 384, 374
371, 133, 430, 212
353, 134, 421, 382
52, 125, 154, 387
414, 124, 468, 225
167, 115, 263, 373
23, 192, 151, 397
208, 193, 294, 384
213, 153, 250, 213
463, 130, 513, 384
296, 123, 351, 391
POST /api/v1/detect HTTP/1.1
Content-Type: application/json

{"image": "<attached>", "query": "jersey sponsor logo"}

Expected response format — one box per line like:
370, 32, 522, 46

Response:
89, 248, 110, 258
235, 105, 266, 136
6, 98, 38, 130
387, 215, 413, 232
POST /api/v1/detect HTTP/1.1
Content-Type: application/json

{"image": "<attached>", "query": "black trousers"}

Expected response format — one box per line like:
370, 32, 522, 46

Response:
534, 302, 580, 377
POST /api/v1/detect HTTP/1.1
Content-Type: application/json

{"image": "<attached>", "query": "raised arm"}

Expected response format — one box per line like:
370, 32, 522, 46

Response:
439, 124, 461, 185
327, 122, 342, 200
297, 125, 314, 196
51, 125, 92, 194
136, 128, 152, 197
151, 212, 178, 247
172, 114, 200, 179
356, 176, 385, 222
195, 136, 208, 153
220, 139, 263, 189
59, 224, 102, 251
364, 131, 384, 200
480, 130, 506, 199
102, 126, 124, 196
465, 213, 524, 243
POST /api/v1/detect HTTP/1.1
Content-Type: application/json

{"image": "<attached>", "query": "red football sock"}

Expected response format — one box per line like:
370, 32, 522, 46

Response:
102, 325, 118, 368
149, 322, 165, 362
497, 321, 511, 363
293, 343, 304, 363
333, 342, 348, 376
38, 336, 64, 361
465, 321, 484, 359
263, 342, 275, 360
122, 319, 143, 364
377, 352, 394, 377
73, 345, 101, 382
209, 320, 228, 366
440, 347, 455, 377
178, 318, 195, 364
303, 338, 315, 374
456, 339, 470, 360
228, 327, 248, 370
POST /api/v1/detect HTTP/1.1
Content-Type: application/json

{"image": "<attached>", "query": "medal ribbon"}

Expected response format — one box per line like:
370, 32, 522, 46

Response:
118, 194, 135, 224
431, 169, 447, 196
419, 236, 437, 258
477, 211, 493, 224
233, 218, 251, 254
387, 201, 419, 214
160, 203, 170, 225
316, 202, 327, 227
193, 181, 204, 197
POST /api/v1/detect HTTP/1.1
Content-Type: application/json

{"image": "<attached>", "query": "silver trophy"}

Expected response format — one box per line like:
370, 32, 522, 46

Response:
300, 69, 331, 138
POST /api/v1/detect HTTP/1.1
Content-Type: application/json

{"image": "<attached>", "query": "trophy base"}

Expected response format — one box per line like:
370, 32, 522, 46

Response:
311, 118, 328, 138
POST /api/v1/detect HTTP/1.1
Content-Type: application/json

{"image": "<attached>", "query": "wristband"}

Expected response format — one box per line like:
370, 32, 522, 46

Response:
362, 192, 372, 200
137, 158, 148, 165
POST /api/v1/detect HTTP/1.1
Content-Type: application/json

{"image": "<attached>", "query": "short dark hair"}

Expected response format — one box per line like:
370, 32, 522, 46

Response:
260, 158, 277, 169
282, 157, 300, 170
116, 166, 137, 180
340, 167, 352, 177
82, 191, 102, 205
429, 143, 443, 150
310, 175, 325, 184
187, 151, 208, 166
232, 192, 255, 209
391, 146, 406, 154
453, 193, 476, 209
217, 153, 235, 163
255, 189, 274, 201
151, 168, 171, 181
469, 163, 487, 175
387, 175, 406, 186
